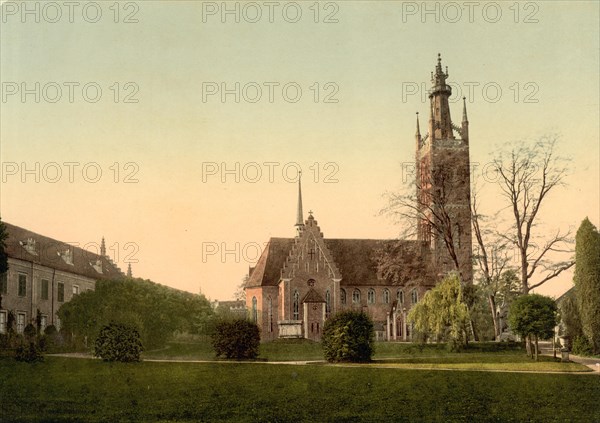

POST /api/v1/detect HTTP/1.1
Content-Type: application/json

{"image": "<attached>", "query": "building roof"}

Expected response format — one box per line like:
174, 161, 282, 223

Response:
3, 222, 125, 280
245, 237, 430, 288
302, 288, 325, 303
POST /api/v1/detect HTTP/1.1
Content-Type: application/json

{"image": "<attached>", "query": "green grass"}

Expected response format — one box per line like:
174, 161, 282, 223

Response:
1, 356, 598, 422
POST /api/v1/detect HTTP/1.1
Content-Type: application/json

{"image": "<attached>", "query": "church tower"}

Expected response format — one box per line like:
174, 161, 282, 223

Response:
415, 54, 473, 284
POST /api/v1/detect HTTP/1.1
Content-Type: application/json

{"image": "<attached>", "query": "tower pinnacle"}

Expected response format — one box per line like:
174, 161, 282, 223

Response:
416, 112, 421, 137
295, 171, 304, 228
127, 263, 132, 278
100, 237, 106, 257
462, 96, 468, 123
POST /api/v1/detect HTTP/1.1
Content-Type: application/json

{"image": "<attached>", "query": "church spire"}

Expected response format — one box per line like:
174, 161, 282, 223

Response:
428, 53, 454, 140
295, 171, 304, 228
127, 263, 132, 278
415, 112, 421, 137
461, 96, 469, 143
462, 96, 468, 123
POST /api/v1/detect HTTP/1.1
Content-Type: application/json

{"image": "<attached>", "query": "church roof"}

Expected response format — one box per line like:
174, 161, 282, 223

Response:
245, 237, 428, 288
3, 222, 125, 280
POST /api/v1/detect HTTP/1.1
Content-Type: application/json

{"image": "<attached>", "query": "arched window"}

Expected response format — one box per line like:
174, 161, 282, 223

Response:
397, 289, 404, 305
252, 296, 258, 322
367, 289, 375, 304
267, 296, 273, 333
325, 290, 331, 318
340, 288, 347, 305
383, 289, 390, 304
293, 290, 300, 320
411, 289, 418, 304
352, 289, 361, 304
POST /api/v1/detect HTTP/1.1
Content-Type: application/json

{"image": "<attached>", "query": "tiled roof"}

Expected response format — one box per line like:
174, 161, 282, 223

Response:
245, 237, 430, 288
4, 222, 125, 280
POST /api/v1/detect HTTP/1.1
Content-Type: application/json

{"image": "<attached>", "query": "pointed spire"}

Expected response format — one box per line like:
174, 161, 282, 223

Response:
415, 112, 421, 137
295, 171, 304, 227
462, 96, 468, 123
100, 237, 106, 257
127, 263, 132, 278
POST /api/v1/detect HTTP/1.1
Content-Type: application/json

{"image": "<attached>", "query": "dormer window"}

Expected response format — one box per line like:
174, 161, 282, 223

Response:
20, 238, 37, 256
57, 248, 74, 265
91, 259, 103, 274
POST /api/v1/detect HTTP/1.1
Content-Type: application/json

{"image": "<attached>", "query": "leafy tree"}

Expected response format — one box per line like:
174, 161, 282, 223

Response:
558, 288, 583, 346
15, 342, 44, 363
573, 218, 600, 354
211, 319, 260, 359
408, 273, 470, 350
508, 294, 557, 360
322, 310, 374, 363
233, 275, 248, 302
94, 322, 143, 362
59, 278, 214, 349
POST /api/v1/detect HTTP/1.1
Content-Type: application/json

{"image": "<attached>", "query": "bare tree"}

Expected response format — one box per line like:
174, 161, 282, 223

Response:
492, 135, 574, 294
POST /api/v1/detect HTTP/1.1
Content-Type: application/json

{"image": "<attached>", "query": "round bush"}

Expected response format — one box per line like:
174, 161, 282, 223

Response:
322, 310, 375, 362
211, 319, 260, 359
94, 323, 143, 362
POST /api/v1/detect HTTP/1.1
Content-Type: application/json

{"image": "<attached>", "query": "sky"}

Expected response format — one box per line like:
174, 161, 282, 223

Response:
1, 1, 598, 301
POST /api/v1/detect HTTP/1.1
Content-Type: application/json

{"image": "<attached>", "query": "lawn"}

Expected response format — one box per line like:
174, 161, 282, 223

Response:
1, 357, 598, 422
143, 340, 587, 373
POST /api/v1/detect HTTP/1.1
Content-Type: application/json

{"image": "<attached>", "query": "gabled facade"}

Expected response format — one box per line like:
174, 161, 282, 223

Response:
245, 56, 473, 341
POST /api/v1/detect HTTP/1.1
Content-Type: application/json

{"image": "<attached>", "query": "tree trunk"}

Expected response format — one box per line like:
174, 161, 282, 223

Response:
521, 250, 529, 294
526, 335, 532, 358
534, 335, 539, 361
488, 294, 499, 340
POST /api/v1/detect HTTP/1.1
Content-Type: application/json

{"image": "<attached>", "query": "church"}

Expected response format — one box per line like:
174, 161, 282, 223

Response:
245, 55, 473, 342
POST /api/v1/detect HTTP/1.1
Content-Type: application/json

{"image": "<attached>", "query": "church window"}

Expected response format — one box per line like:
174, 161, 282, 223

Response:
383, 289, 390, 304
411, 289, 419, 304
0, 311, 6, 334
325, 290, 331, 318
267, 297, 273, 333
18, 274, 27, 297
293, 290, 299, 320
352, 289, 361, 304
367, 289, 375, 304
340, 289, 346, 305
41, 279, 49, 300
57, 283, 65, 302
397, 289, 404, 305
252, 296, 258, 322
16, 312, 26, 334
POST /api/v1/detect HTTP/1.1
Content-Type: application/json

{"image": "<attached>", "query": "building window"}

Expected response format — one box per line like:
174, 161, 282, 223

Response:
325, 290, 331, 318
17, 274, 27, 297
41, 279, 49, 300
58, 282, 65, 302
383, 289, 390, 304
267, 297, 273, 333
340, 289, 346, 305
40, 315, 47, 333
0, 273, 7, 294
411, 289, 419, 304
293, 290, 299, 320
0, 311, 6, 334
397, 289, 404, 305
16, 312, 26, 334
73, 285, 80, 296
352, 289, 361, 304
252, 296, 258, 322
367, 289, 375, 304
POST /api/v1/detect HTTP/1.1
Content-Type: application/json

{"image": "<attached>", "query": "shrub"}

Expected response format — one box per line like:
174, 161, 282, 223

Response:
322, 311, 374, 363
572, 335, 593, 356
24, 324, 37, 342
44, 325, 57, 337
211, 319, 260, 359
15, 342, 44, 363
94, 323, 143, 362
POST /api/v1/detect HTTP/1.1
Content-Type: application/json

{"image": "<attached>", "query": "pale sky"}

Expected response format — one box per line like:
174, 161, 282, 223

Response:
1, 1, 598, 300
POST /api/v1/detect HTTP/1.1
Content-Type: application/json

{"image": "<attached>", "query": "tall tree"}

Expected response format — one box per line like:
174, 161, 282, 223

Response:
573, 218, 600, 353
408, 273, 471, 349
492, 135, 574, 294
